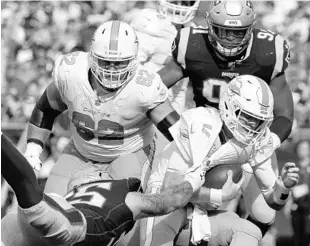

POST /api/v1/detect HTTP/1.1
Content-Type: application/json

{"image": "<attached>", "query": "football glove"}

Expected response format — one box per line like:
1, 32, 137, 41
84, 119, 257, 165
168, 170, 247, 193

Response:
24, 142, 43, 177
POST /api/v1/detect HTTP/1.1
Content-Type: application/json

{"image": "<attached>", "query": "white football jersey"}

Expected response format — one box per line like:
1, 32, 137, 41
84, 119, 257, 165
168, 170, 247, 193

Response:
148, 107, 251, 187
131, 8, 177, 72
53, 51, 168, 163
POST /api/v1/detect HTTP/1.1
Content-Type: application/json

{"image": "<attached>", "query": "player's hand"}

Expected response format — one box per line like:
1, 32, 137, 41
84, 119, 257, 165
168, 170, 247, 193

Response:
281, 162, 299, 189
184, 164, 207, 193
24, 142, 43, 178
221, 170, 244, 202
250, 130, 280, 166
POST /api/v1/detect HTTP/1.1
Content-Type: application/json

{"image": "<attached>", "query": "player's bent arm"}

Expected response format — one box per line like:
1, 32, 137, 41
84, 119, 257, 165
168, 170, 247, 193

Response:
25, 83, 68, 171
125, 180, 193, 220
157, 59, 185, 88
147, 99, 180, 141
269, 73, 294, 144
27, 82, 68, 146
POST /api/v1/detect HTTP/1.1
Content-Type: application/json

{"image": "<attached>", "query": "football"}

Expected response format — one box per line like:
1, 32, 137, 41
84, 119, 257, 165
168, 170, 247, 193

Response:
203, 164, 243, 189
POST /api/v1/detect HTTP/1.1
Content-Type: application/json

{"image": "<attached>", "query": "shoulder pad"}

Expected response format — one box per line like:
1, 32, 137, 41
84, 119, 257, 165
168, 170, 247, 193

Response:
169, 107, 223, 166
135, 66, 168, 109
52, 54, 67, 93
253, 29, 290, 77
253, 29, 277, 67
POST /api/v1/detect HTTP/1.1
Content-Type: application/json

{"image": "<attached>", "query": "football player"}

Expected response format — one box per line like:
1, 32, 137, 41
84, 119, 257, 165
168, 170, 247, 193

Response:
157, 0, 294, 235
140, 75, 299, 246
22, 20, 180, 197
1, 133, 207, 246
130, 0, 201, 115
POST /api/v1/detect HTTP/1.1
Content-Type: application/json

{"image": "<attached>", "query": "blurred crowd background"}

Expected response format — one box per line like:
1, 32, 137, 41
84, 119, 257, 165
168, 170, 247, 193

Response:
1, 1, 310, 246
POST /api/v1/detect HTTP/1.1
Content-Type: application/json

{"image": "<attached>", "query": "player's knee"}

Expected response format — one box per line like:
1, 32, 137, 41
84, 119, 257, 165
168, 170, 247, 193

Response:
237, 218, 263, 241
250, 207, 275, 225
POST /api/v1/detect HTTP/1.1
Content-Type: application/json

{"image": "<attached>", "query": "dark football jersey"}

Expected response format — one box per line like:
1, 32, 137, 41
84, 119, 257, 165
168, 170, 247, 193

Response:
65, 178, 141, 246
172, 27, 290, 108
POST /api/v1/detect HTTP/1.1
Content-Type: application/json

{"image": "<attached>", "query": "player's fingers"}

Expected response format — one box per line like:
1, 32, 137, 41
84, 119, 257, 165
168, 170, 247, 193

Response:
288, 167, 299, 173
226, 170, 233, 181
284, 162, 296, 169
287, 173, 299, 179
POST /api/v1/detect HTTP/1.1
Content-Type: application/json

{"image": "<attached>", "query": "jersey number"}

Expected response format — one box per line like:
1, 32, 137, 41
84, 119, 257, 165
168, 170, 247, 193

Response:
72, 111, 124, 145
65, 182, 112, 208
136, 69, 155, 87
257, 30, 275, 41
202, 79, 228, 104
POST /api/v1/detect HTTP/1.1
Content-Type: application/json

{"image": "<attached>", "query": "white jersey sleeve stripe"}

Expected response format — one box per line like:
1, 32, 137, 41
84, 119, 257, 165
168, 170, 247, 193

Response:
177, 28, 190, 69
271, 35, 284, 80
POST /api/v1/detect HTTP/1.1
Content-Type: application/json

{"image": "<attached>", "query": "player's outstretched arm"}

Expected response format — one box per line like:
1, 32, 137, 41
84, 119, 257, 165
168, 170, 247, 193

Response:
25, 82, 67, 175
126, 164, 206, 220
157, 58, 185, 88
126, 180, 193, 220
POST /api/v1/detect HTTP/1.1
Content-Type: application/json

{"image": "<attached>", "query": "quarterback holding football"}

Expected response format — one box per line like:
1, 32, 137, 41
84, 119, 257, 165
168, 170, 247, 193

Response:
141, 75, 299, 246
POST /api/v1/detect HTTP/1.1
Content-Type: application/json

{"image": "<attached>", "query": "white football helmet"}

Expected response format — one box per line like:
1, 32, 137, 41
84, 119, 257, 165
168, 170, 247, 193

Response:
219, 75, 274, 145
158, 0, 200, 24
90, 20, 139, 90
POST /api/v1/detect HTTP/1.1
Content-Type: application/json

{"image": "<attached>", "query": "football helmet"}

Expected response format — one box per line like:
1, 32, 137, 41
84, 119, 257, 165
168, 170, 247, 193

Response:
158, 0, 200, 24
219, 75, 274, 145
90, 20, 139, 90
206, 0, 256, 57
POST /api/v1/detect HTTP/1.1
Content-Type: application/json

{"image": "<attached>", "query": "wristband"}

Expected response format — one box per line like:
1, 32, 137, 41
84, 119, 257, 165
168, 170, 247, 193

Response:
210, 188, 222, 205
273, 177, 290, 205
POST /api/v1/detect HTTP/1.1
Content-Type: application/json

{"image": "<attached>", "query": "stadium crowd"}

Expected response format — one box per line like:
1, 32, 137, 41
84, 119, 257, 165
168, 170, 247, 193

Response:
1, 1, 310, 245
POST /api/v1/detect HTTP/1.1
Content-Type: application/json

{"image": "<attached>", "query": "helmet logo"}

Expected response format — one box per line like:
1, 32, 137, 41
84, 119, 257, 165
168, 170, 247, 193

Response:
229, 78, 242, 95
224, 20, 242, 26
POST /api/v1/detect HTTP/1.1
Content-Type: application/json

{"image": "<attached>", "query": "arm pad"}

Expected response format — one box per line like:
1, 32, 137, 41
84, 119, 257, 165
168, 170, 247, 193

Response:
269, 116, 292, 143
156, 111, 180, 142
29, 90, 63, 131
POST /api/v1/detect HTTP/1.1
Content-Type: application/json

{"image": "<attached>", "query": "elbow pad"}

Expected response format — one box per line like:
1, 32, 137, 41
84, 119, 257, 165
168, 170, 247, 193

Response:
29, 90, 63, 131
156, 111, 180, 142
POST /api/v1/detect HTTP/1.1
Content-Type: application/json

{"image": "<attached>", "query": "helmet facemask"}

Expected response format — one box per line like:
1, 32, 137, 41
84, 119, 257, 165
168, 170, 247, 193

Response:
158, 0, 200, 24
207, 20, 254, 57
90, 52, 137, 90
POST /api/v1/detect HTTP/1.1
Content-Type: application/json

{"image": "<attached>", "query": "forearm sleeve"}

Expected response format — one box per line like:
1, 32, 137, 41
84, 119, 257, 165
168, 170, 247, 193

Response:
29, 90, 63, 131
270, 116, 292, 142
156, 111, 180, 142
